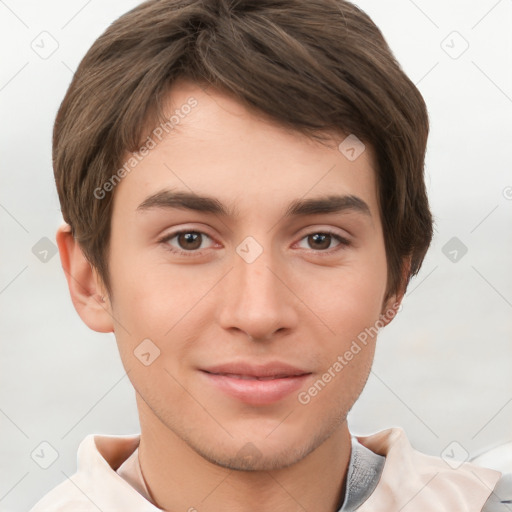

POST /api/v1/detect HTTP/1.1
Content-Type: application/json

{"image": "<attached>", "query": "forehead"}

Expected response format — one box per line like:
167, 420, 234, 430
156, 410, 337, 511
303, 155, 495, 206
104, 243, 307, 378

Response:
112, 80, 380, 222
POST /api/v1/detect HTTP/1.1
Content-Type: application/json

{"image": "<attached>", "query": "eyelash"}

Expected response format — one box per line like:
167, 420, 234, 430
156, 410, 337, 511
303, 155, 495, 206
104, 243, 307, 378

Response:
158, 229, 351, 257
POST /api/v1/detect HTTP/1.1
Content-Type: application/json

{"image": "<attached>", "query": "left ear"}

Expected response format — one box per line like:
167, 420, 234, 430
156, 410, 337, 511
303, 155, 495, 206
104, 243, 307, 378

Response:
379, 257, 411, 327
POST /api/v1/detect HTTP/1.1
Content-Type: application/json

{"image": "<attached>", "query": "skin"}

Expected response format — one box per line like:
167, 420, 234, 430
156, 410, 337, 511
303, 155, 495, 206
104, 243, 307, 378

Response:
58, 80, 404, 512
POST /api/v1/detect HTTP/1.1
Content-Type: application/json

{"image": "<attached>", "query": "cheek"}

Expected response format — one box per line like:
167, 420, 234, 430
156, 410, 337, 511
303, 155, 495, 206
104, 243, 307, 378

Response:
305, 254, 388, 337
108, 240, 189, 328
296, 338, 375, 418
295, 271, 381, 413
107, 250, 213, 373
298, 244, 387, 394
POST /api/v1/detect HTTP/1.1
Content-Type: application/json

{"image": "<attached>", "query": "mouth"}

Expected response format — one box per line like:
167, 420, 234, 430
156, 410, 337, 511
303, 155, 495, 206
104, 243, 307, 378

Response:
199, 362, 312, 405
205, 373, 303, 381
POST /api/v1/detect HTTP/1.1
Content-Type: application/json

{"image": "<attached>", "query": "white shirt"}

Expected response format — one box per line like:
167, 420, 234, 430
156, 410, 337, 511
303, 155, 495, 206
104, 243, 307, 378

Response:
29, 427, 508, 511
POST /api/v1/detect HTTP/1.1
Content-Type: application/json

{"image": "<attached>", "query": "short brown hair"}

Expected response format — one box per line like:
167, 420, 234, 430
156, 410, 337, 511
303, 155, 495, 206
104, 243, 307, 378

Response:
53, 0, 433, 300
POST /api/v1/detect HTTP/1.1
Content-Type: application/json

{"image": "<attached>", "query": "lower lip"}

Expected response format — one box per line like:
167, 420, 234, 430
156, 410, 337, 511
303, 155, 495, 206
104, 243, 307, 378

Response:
200, 371, 311, 405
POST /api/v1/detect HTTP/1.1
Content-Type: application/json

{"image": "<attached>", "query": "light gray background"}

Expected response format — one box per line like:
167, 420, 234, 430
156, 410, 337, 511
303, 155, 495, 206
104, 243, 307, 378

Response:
1, 0, 511, 510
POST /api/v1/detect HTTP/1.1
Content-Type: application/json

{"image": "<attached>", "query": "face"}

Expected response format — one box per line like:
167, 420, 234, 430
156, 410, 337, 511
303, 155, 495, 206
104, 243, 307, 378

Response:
106, 80, 395, 471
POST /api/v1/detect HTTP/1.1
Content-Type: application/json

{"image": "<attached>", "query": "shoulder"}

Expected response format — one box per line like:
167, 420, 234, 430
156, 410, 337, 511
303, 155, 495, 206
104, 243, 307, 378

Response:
28, 433, 156, 512
354, 427, 503, 512
29, 434, 99, 511
29, 479, 94, 512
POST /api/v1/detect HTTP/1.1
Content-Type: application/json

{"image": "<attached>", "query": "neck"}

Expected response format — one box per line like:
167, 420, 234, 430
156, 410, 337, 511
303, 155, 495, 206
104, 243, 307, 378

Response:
136, 396, 352, 512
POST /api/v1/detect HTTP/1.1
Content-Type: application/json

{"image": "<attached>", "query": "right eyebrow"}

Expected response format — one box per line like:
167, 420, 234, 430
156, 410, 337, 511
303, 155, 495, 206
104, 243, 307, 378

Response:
136, 189, 239, 217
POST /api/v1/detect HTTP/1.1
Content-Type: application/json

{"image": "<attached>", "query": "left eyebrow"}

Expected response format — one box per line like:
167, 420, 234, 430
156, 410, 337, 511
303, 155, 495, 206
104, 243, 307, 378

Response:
283, 195, 372, 218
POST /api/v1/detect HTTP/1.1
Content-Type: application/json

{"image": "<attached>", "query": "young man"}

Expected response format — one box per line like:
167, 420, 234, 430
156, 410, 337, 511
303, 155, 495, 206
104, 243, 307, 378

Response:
30, 0, 510, 510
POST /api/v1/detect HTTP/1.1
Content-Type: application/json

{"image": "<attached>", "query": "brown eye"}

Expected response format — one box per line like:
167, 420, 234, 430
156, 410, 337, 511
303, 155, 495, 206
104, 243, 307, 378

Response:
177, 232, 203, 250
162, 230, 215, 254
307, 233, 333, 250
296, 231, 350, 253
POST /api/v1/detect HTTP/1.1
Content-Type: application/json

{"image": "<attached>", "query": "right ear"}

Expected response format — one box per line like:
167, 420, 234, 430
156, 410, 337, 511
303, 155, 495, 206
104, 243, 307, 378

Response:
56, 224, 114, 333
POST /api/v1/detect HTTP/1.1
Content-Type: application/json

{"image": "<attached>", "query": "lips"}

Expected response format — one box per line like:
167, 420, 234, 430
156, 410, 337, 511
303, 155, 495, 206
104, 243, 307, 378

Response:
200, 362, 312, 405
202, 361, 309, 378
211, 373, 294, 381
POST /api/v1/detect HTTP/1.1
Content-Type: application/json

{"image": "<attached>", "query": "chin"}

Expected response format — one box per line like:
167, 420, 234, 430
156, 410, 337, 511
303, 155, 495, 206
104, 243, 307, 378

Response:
191, 420, 335, 472
199, 442, 312, 472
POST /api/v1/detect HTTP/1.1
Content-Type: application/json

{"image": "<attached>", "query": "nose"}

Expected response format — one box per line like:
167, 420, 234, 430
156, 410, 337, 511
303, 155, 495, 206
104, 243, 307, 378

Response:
216, 243, 299, 342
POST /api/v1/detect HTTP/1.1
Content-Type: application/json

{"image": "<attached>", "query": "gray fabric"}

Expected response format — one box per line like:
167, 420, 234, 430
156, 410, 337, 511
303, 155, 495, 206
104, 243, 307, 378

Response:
337, 436, 386, 511
335, 438, 512, 512
482, 473, 512, 512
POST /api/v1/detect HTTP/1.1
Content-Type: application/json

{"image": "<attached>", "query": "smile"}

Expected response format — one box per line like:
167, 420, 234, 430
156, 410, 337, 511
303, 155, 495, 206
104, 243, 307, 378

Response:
199, 362, 312, 405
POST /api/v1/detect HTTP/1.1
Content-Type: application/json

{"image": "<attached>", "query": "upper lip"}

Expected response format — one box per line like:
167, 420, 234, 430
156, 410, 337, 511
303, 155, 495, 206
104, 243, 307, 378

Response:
201, 361, 311, 378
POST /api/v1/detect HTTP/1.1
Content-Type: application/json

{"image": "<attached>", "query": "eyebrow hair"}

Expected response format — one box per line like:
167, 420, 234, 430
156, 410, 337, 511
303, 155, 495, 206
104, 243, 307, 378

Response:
284, 194, 371, 218
137, 190, 237, 216
136, 189, 371, 218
